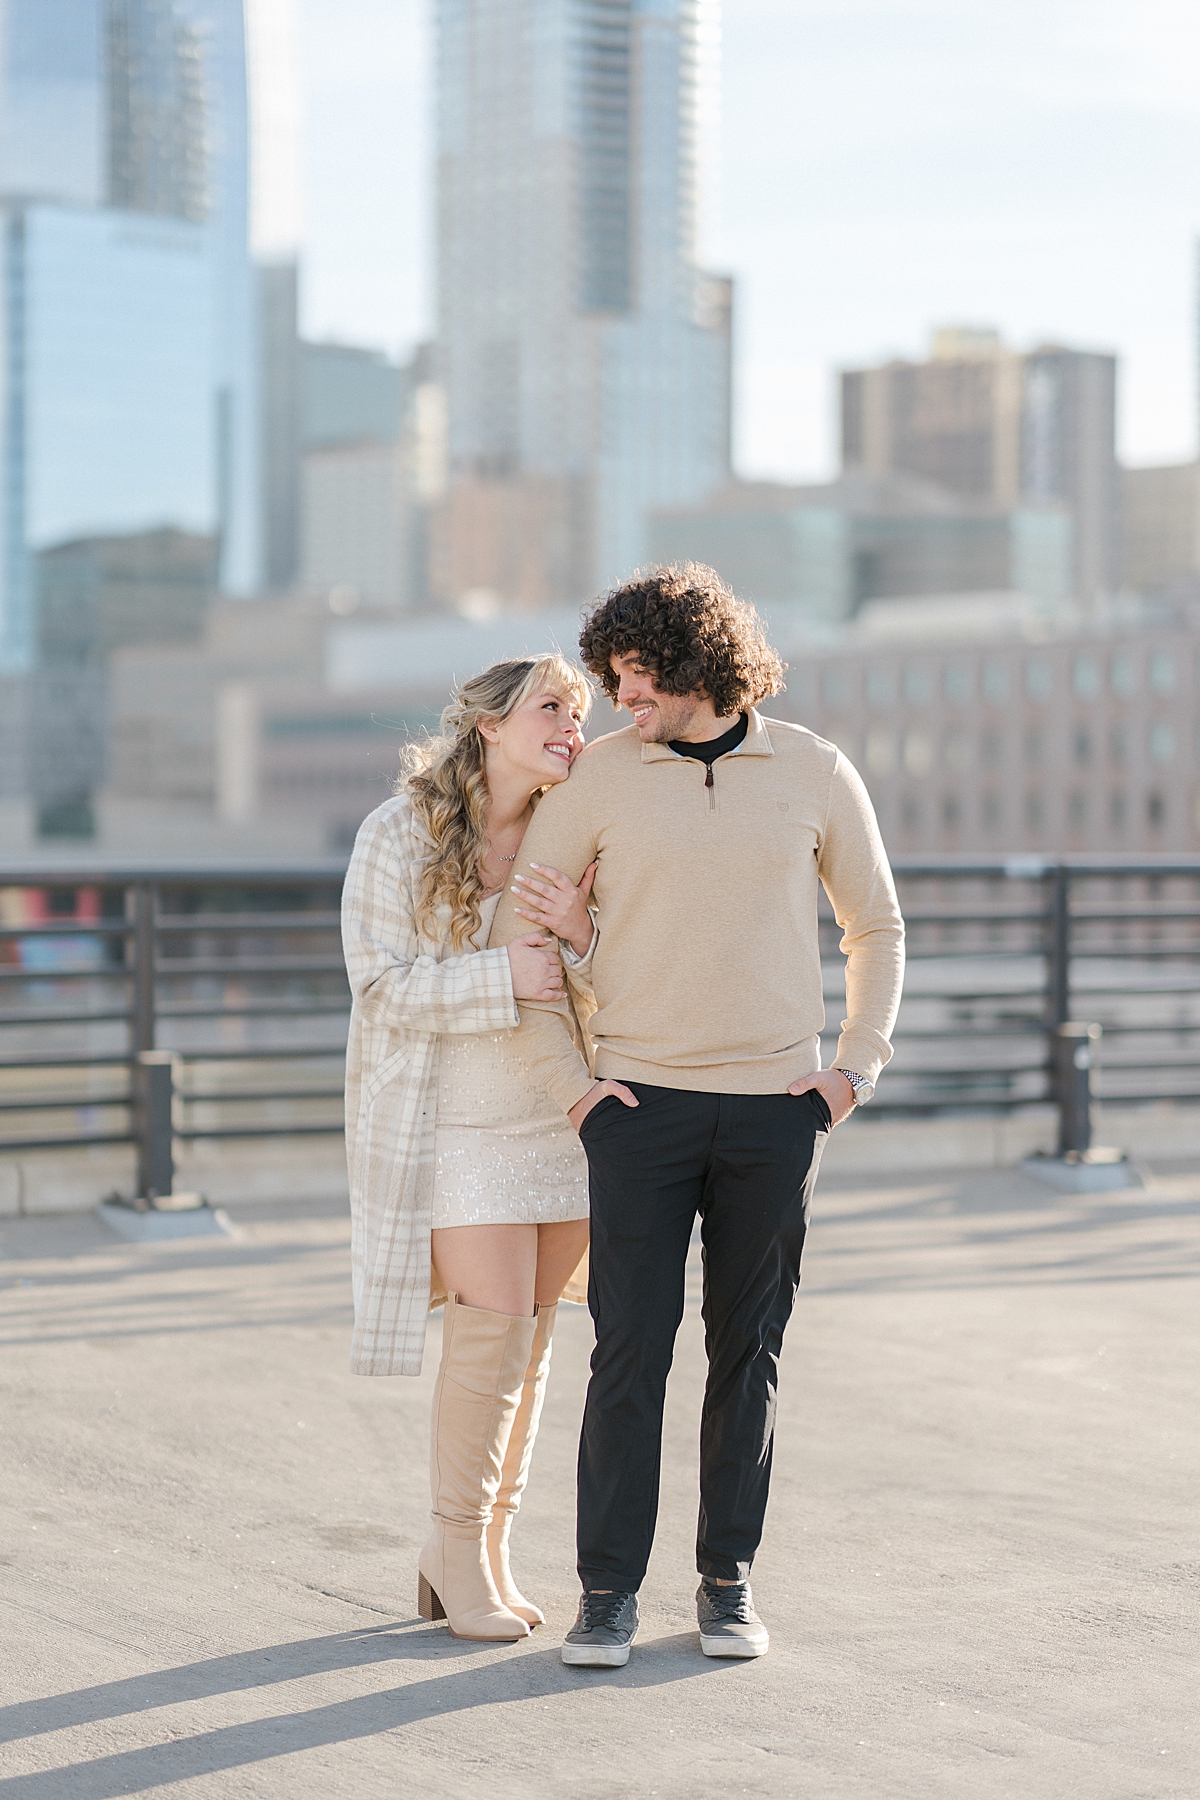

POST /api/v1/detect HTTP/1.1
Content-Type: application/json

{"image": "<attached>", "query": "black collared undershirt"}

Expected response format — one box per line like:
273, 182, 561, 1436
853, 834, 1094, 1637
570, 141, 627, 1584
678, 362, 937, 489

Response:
667, 712, 749, 773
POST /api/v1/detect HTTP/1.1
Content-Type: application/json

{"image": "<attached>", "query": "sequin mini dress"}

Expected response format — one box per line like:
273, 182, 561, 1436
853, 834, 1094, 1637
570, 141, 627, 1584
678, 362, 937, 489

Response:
430, 893, 590, 1230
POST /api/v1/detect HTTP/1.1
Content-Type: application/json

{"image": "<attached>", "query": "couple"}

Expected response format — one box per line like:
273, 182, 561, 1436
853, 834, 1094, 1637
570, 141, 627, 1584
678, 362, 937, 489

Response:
341, 564, 905, 1667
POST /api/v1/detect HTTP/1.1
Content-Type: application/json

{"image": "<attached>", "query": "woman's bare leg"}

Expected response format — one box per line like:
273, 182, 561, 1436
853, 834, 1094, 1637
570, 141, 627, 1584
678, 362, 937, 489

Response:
534, 1219, 590, 1306
431, 1217, 590, 1316
432, 1223, 538, 1316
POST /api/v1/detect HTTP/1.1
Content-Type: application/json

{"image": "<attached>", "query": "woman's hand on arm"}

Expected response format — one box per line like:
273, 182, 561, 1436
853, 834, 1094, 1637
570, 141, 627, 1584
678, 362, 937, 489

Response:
507, 934, 566, 1001
512, 862, 598, 961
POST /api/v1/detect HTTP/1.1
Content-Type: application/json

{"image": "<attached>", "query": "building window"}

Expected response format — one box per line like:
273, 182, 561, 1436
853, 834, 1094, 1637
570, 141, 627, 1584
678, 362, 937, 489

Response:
1149, 650, 1175, 696
942, 730, 970, 772
982, 792, 1002, 830
901, 795, 922, 832
980, 728, 1002, 768
1072, 656, 1100, 700
942, 793, 961, 830
1025, 791, 1044, 829
1025, 659, 1051, 701
865, 728, 896, 776
902, 730, 934, 777
1110, 791, 1127, 830
1067, 791, 1087, 829
1073, 727, 1092, 765
1149, 723, 1174, 763
1023, 727, 1043, 769
1111, 652, 1135, 697
1109, 724, 1127, 766
943, 663, 971, 704
904, 665, 933, 705
865, 666, 895, 708
1147, 792, 1166, 829
982, 662, 1008, 703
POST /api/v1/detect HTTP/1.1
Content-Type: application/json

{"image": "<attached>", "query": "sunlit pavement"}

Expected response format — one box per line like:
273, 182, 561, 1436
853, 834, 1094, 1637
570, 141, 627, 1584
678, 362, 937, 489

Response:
1, 1165, 1197, 1799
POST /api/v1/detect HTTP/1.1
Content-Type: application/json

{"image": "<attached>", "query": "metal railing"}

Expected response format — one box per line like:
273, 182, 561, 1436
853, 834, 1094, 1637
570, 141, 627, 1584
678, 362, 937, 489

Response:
0, 865, 348, 1200
2, 858, 1199, 1196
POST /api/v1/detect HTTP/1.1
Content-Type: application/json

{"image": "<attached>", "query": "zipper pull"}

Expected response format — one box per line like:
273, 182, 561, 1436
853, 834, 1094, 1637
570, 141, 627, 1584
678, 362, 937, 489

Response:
704, 764, 714, 788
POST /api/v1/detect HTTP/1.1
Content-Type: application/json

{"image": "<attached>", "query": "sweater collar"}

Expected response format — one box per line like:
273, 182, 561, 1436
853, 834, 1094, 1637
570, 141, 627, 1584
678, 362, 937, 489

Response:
640, 706, 774, 764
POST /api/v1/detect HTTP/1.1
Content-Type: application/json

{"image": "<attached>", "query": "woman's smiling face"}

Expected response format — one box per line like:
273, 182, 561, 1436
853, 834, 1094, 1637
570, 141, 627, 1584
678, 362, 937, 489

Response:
481, 686, 587, 789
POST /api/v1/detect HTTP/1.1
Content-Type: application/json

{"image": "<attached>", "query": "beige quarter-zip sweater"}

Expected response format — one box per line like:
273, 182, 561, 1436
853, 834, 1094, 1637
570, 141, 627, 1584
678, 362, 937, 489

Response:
489, 708, 905, 1114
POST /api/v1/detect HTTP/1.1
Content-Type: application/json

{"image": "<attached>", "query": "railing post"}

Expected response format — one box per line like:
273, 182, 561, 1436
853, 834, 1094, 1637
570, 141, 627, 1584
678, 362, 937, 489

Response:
131, 880, 156, 1054
1046, 863, 1070, 1031
1053, 1023, 1099, 1155
134, 1049, 177, 1201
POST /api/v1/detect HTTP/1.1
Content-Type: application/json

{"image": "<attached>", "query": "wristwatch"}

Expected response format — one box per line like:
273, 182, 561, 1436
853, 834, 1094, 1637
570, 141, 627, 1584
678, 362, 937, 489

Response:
834, 1068, 874, 1105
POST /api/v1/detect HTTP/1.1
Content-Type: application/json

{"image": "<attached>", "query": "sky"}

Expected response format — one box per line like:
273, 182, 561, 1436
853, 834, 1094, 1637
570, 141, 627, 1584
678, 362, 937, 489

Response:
296, 0, 1200, 481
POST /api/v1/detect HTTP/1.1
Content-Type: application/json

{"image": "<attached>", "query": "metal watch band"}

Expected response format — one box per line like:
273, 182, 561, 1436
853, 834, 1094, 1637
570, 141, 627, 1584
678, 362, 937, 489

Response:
835, 1068, 870, 1103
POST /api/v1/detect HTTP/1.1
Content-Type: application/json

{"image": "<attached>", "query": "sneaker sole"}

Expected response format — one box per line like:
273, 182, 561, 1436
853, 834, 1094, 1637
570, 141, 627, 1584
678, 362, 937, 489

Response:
700, 1632, 769, 1659
561, 1640, 633, 1667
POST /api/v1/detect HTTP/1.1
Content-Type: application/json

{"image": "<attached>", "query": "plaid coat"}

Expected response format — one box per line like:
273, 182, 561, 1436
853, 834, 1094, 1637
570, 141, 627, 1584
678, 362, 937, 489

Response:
341, 792, 588, 1377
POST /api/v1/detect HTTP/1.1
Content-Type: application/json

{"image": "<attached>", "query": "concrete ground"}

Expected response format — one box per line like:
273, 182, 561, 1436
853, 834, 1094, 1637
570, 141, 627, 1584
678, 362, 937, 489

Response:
1, 1163, 1197, 1799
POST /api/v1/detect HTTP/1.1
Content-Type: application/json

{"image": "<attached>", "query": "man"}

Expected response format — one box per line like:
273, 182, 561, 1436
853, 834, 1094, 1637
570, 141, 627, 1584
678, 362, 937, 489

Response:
492, 564, 904, 1666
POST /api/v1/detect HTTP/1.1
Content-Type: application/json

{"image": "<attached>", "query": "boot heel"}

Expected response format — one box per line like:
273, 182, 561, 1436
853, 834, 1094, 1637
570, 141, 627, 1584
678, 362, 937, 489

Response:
418, 1572, 446, 1622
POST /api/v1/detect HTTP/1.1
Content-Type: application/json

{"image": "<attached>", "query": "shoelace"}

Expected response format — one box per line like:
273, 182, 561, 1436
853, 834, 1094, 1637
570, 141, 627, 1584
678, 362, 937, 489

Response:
580, 1591, 631, 1631
703, 1583, 754, 1622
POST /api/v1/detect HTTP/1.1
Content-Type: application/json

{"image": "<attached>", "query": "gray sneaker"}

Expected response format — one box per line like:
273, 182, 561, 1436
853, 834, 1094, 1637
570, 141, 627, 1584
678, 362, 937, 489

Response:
696, 1579, 770, 1658
561, 1590, 639, 1667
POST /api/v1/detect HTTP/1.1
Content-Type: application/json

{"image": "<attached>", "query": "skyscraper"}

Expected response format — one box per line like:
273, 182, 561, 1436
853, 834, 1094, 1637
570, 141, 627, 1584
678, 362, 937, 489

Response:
841, 330, 1120, 607
436, 0, 732, 604
0, 0, 259, 679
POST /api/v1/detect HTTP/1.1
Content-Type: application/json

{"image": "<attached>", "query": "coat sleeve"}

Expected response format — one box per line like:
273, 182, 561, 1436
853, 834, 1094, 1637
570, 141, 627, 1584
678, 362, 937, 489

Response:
816, 751, 906, 1086
489, 779, 599, 1114
342, 807, 519, 1036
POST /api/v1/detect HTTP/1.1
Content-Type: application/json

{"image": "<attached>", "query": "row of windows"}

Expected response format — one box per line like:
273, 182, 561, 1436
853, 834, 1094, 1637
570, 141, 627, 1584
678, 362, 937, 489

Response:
815, 646, 1185, 712
859, 718, 1182, 777
888, 789, 1179, 834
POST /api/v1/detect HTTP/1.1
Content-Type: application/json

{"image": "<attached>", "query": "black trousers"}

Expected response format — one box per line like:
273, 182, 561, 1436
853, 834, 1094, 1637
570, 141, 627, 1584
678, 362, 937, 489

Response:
576, 1081, 829, 1592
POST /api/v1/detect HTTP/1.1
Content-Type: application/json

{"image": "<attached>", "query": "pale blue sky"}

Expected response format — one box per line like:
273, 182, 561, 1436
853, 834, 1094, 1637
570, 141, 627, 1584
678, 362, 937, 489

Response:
299, 0, 1200, 480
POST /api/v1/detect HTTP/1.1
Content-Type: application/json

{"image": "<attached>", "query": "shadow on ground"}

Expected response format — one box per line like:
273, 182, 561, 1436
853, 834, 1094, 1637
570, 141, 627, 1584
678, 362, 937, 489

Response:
0, 1627, 720, 1798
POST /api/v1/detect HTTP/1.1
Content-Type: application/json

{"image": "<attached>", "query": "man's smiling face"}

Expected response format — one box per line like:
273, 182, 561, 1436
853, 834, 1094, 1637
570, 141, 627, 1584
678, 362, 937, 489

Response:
610, 652, 704, 743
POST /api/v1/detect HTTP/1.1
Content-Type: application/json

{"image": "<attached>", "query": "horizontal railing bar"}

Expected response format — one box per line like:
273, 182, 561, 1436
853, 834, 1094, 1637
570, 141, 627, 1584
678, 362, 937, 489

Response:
0, 967, 131, 984
172, 1047, 346, 1063
0, 864, 348, 883
0, 1132, 137, 1152
178, 1089, 345, 1105
891, 860, 1200, 877
174, 1123, 345, 1141
155, 912, 343, 933
0, 1095, 129, 1113
0, 921, 130, 940
0, 1047, 347, 1073
153, 958, 349, 978
0, 1054, 135, 1071
0, 1011, 134, 1028
153, 1003, 350, 1021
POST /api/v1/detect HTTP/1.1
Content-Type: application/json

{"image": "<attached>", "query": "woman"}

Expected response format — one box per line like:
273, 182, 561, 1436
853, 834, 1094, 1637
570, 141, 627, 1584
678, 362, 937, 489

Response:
341, 653, 597, 1644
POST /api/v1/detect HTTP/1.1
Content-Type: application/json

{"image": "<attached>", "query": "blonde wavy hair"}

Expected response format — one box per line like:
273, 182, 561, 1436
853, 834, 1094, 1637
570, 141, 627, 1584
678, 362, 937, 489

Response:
403, 653, 592, 950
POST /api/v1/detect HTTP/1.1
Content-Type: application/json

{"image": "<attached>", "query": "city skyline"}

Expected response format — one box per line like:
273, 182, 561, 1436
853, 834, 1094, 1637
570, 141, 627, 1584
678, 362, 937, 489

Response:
294, 0, 1200, 481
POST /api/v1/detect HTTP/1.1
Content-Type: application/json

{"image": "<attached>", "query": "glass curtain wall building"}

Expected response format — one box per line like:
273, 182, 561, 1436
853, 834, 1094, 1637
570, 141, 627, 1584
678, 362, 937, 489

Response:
436, 0, 732, 597
0, 0, 258, 675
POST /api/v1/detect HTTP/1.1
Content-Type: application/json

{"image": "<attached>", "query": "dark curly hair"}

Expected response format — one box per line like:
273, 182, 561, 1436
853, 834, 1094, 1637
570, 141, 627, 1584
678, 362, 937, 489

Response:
578, 563, 785, 716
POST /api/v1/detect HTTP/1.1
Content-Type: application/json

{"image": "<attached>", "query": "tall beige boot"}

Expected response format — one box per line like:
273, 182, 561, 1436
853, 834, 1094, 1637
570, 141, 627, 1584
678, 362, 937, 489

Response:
487, 1301, 557, 1628
417, 1295, 537, 1642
